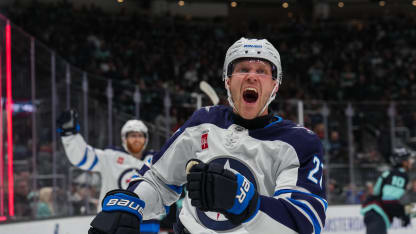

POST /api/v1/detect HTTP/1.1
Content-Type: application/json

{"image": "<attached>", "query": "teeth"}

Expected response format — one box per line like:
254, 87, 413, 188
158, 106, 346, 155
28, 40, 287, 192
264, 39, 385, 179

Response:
245, 87, 258, 93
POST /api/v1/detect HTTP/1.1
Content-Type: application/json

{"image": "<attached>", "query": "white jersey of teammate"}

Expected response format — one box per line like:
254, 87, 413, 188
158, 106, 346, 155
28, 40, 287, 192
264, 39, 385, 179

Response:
61, 133, 154, 207
129, 105, 327, 234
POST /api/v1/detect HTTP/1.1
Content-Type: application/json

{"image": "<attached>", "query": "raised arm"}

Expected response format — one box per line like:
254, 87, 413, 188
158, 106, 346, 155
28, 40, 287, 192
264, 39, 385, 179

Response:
58, 109, 104, 173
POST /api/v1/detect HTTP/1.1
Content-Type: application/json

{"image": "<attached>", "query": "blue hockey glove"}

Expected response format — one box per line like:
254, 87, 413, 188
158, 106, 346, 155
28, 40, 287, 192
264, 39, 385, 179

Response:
89, 189, 145, 234
57, 109, 80, 136
186, 160, 259, 225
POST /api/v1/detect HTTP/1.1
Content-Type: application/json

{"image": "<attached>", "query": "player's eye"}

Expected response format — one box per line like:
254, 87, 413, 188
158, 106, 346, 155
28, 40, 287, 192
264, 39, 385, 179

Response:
256, 69, 266, 74
236, 67, 249, 73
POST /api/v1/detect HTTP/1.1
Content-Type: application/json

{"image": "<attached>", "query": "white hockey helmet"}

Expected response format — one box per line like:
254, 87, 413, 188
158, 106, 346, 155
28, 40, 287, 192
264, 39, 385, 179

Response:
121, 119, 148, 154
222, 38, 282, 115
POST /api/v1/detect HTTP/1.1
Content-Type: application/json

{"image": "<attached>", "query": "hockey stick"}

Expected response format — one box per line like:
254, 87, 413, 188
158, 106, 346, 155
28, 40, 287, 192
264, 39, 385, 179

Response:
199, 81, 219, 105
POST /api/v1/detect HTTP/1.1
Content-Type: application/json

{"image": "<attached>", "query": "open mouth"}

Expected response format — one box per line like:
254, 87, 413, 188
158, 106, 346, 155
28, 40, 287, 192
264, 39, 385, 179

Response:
243, 88, 258, 103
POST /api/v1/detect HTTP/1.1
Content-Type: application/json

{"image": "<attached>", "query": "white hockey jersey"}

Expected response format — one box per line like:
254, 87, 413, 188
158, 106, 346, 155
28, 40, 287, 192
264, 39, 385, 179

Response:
129, 105, 327, 234
61, 134, 154, 206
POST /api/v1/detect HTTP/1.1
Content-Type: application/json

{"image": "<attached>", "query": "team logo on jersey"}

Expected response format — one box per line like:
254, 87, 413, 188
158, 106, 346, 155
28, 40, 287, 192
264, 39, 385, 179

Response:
118, 168, 140, 189
117, 157, 124, 164
234, 125, 245, 132
145, 155, 153, 167
195, 156, 258, 231
201, 131, 209, 150
224, 132, 239, 149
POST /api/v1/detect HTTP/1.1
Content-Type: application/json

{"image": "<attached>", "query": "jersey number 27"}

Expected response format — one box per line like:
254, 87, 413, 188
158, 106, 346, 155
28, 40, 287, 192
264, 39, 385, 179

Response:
308, 155, 324, 188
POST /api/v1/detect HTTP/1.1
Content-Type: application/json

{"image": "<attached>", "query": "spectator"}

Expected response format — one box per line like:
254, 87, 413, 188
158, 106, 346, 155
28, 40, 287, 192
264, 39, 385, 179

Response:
328, 130, 347, 163
68, 183, 83, 215
345, 183, 361, 204
328, 179, 345, 204
14, 179, 32, 218
36, 187, 54, 218
359, 181, 374, 204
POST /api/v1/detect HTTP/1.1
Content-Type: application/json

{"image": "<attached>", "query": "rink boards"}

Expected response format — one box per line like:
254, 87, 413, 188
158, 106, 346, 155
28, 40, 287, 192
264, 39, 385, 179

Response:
0, 204, 415, 234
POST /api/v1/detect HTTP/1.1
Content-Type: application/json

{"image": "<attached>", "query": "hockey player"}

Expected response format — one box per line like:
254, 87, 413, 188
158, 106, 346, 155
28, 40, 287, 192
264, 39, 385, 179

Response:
88, 38, 327, 234
57, 110, 160, 234
361, 147, 413, 234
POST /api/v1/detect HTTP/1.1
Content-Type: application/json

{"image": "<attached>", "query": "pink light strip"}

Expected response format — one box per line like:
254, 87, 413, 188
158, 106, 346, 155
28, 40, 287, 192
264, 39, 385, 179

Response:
0, 39, 4, 219
6, 20, 14, 217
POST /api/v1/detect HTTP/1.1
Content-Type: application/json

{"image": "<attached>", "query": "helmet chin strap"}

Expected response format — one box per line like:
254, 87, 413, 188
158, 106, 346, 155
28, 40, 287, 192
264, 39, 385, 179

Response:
257, 83, 278, 117
226, 78, 278, 119
225, 78, 239, 114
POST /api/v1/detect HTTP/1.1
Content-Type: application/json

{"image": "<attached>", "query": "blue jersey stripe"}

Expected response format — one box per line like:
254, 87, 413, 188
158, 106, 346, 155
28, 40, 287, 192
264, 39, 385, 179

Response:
291, 193, 326, 226
264, 116, 282, 128
167, 184, 183, 194
274, 189, 328, 210
259, 196, 299, 232
164, 205, 170, 214
87, 154, 98, 171
76, 148, 88, 167
287, 198, 321, 234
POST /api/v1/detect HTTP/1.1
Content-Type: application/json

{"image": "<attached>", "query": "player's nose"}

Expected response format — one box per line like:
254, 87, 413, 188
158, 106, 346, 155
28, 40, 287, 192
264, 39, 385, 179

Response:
245, 73, 258, 83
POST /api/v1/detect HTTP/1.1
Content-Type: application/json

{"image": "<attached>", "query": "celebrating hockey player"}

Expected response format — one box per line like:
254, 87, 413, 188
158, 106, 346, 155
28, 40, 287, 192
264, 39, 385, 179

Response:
57, 110, 160, 234
361, 147, 413, 234
88, 38, 327, 234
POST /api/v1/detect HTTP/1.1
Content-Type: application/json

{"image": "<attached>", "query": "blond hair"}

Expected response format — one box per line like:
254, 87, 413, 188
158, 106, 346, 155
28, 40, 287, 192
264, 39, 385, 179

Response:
39, 187, 54, 215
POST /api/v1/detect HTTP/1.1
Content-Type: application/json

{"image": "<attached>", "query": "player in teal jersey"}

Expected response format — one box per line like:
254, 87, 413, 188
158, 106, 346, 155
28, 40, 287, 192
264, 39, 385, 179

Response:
361, 147, 414, 234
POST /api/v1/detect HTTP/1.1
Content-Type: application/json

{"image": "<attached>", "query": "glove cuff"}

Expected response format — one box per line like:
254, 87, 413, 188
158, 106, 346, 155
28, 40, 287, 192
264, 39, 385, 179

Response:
227, 174, 256, 215
57, 124, 80, 136
225, 191, 260, 225
102, 189, 145, 221
224, 174, 260, 225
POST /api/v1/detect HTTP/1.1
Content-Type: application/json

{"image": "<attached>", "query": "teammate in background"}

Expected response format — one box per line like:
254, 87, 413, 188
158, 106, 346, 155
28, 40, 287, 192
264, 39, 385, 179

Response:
89, 38, 327, 234
57, 110, 160, 234
361, 147, 413, 234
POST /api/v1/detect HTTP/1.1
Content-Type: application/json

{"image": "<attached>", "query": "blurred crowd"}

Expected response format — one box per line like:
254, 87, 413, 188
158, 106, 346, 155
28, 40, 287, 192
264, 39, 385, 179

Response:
7, 2, 416, 104
1, 1, 416, 222
13, 169, 99, 220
